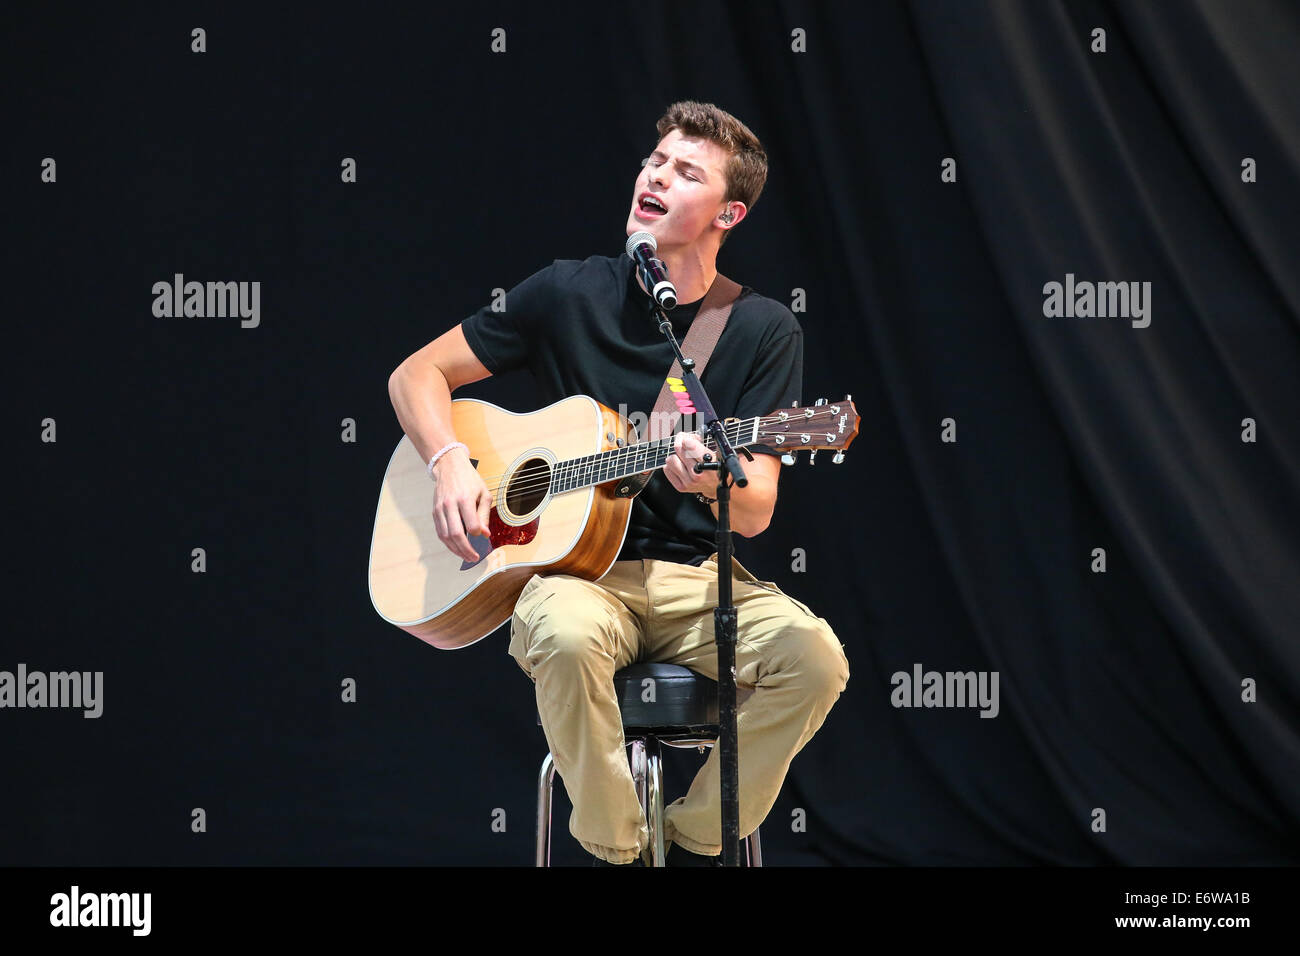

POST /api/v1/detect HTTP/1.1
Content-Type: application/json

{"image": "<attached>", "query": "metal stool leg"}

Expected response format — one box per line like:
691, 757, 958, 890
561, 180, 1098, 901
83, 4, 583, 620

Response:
536, 751, 556, 867
539, 737, 760, 867
646, 735, 666, 867
629, 738, 647, 815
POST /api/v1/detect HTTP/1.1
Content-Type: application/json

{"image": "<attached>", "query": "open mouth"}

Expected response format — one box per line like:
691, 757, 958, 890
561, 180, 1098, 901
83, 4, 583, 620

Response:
636, 194, 668, 218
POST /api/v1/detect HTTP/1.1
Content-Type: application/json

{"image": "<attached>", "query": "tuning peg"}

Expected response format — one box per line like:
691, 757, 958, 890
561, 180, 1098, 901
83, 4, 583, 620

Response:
832, 451, 845, 464
809, 449, 818, 465
814, 398, 827, 406
780, 452, 796, 466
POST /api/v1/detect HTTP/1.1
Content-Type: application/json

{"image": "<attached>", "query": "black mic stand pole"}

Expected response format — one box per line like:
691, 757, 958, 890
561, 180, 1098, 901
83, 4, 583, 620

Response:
646, 288, 751, 867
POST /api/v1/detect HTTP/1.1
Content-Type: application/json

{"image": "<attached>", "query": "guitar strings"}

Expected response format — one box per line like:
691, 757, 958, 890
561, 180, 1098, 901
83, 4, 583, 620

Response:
453, 409, 847, 499
476, 431, 745, 497
481, 433, 743, 497
467, 420, 761, 495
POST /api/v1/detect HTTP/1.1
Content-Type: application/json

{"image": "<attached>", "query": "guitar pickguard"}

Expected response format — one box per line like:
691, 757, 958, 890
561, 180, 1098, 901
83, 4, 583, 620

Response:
459, 505, 538, 570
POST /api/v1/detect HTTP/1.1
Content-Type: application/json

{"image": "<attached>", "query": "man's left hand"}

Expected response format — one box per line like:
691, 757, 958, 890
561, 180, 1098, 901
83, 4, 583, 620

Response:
663, 433, 721, 496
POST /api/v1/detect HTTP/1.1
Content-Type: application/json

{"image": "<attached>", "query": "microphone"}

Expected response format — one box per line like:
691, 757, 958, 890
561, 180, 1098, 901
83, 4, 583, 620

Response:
625, 232, 677, 310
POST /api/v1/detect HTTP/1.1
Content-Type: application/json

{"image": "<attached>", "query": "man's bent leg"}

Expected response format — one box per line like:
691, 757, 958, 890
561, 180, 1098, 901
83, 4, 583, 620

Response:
508, 569, 646, 864
642, 555, 851, 857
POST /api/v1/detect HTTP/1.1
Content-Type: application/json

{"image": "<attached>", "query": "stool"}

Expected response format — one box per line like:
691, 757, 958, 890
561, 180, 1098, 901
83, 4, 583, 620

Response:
535, 661, 762, 867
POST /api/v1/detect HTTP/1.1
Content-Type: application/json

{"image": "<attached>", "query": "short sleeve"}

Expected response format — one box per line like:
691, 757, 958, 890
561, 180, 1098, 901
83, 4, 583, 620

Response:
734, 321, 804, 458
459, 262, 558, 375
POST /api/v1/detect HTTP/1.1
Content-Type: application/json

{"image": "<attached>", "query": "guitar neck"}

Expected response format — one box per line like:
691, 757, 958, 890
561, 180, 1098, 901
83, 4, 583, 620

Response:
552, 417, 761, 494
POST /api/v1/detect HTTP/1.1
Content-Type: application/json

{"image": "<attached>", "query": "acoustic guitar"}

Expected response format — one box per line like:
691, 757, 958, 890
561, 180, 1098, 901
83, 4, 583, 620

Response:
368, 394, 859, 649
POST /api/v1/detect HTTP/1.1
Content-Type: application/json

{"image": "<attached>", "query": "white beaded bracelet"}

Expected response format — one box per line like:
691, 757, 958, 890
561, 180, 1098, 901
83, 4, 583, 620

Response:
427, 441, 468, 480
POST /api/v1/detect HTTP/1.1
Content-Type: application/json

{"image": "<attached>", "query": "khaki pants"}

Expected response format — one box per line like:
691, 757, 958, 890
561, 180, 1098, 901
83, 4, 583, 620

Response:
508, 552, 850, 864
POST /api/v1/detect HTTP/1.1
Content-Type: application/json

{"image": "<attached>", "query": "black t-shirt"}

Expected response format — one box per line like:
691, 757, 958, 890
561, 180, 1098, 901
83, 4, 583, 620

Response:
460, 253, 803, 566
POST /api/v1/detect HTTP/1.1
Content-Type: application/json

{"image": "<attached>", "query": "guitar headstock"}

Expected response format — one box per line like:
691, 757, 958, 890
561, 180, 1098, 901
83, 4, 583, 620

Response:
757, 396, 859, 465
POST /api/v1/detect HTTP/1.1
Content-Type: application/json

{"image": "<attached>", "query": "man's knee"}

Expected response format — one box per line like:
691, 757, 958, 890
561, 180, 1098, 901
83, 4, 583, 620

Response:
509, 575, 614, 671
784, 619, 850, 696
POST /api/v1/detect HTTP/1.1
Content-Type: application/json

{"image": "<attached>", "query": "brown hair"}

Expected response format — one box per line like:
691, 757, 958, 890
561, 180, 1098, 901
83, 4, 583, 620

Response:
655, 101, 767, 245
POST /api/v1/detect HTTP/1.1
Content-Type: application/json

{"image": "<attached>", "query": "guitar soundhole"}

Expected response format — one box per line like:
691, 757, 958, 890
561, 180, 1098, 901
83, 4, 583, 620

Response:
505, 456, 551, 518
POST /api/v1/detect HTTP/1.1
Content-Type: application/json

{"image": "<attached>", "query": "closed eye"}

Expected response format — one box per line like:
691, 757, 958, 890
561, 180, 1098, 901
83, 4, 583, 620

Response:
645, 154, 703, 181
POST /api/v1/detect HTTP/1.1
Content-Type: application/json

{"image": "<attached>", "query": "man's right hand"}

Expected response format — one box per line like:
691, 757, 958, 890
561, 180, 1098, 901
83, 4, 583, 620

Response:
431, 447, 493, 563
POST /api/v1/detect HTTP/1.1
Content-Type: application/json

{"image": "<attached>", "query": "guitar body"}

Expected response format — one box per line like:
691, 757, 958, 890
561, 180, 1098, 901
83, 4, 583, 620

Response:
368, 395, 639, 650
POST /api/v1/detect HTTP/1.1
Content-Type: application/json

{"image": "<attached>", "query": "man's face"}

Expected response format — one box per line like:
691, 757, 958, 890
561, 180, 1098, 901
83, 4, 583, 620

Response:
626, 129, 731, 251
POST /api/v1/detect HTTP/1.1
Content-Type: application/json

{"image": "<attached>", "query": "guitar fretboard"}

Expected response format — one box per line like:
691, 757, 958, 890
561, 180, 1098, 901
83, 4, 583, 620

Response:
552, 417, 761, 493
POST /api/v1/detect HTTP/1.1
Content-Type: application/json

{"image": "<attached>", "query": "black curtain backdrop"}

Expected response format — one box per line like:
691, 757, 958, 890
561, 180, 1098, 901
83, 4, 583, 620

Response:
8, 1, 1298, 867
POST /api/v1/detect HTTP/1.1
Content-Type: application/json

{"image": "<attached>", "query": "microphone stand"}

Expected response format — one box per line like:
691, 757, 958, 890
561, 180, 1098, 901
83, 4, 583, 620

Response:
646, 289, 751, 867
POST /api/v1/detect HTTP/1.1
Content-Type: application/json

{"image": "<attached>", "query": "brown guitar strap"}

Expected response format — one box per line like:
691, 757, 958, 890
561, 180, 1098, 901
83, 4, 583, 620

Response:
615, 272, 743, 499
645, 273, 744, 442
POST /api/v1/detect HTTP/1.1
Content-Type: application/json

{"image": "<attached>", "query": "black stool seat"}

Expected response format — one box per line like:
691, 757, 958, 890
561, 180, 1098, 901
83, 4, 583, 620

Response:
535, 662, 719, 734
615, 662, 718, 732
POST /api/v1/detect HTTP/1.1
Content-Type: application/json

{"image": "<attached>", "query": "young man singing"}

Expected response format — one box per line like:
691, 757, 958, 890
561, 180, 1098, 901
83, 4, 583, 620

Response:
388, 101, 850, 866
